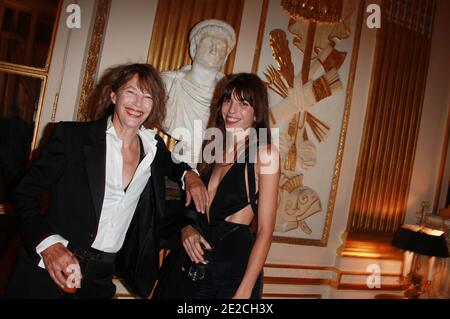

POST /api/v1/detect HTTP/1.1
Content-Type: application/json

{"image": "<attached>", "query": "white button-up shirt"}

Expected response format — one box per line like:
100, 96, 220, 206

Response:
36, 117, 158, 267
90, 117, 157, 252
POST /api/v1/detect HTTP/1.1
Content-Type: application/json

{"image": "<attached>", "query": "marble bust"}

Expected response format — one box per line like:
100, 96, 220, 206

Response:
161, 19, 236, 166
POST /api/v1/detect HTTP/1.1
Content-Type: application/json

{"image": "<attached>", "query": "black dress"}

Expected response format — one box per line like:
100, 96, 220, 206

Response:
154, 155, 262, 299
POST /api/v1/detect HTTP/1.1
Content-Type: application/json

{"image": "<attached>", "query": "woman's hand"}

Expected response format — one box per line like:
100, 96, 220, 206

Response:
184, 170, 209, 214
181, 225, 212, 264
41, 243, 82, 289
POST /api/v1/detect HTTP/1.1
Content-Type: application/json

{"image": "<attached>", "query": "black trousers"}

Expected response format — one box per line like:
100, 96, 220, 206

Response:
65, 249, 116, 299
5, 247, 116, 299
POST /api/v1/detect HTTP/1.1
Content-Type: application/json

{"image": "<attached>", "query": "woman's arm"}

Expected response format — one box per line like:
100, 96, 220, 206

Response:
13, 123, 81, 288
233, 145, 280, 299
13, 123, 68, 254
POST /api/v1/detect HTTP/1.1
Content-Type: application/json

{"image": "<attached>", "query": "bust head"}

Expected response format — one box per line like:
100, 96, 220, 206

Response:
189, 19, 236, 69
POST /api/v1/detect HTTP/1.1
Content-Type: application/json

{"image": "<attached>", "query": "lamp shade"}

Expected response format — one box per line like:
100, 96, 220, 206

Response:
392, 224, 449, 258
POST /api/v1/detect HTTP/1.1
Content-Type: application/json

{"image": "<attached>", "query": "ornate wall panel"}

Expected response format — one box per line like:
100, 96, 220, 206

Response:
76, 0, 111, 122
253, 0, 364, 246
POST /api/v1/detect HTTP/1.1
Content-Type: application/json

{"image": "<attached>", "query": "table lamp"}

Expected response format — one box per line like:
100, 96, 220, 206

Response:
392, 224, 449, 298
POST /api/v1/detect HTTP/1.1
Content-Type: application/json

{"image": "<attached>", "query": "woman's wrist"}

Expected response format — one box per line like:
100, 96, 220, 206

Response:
234, 283, 253, 299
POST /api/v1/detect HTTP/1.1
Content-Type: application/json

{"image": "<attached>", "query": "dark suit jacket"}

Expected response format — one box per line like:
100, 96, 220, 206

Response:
9, 119, 190, 298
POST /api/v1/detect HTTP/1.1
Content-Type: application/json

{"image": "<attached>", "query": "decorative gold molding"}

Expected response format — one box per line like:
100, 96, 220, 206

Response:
347, 0, 436, 234
336, 231, 348, 256
0, 67, 47, 155
44, 0, 64, 71
272, 1, 365, 246
433, 102, 450, 212
264, 262, 404, 291
337, 283, 405, 291
50, 93, 59, 123
76, 0, 111, 122
251, 0, 269, 73
30, 76, 48, 151
0, 61, 47, 77
339, 232, 404, 260
264, 276, 335, 286
265, 263, 340, 272
264, 263, 402, 276
0, 68, 46, 151
340, 271, 401, 276
146, 0, 244, 74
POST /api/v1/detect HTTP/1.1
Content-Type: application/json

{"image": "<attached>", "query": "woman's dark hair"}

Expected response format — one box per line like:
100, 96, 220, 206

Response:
89, 63, 166, 130
199, 72, 271, 174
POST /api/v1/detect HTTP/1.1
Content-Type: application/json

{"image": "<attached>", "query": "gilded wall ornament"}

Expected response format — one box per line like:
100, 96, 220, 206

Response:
266, 0, 354, 234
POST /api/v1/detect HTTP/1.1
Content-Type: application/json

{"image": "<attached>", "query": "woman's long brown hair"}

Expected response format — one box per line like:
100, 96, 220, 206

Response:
198, 73, 271, 176
89, 63, 166, 130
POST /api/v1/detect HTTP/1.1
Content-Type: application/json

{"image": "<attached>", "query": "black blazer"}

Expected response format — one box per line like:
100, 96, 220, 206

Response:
12, 119, 190, 298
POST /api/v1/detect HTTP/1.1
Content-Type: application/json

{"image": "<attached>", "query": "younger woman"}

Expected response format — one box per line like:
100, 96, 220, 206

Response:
155, 73, 280, 299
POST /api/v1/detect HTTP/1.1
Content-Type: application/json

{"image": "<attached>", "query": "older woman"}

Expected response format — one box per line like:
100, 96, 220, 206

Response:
6, 63, 208, 299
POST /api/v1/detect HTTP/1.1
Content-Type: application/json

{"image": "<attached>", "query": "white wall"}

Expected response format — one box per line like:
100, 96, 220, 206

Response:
37, 0, 96, 142
232, 0, 264, 73
39, 0, 160, 142
97, 0, 158, 76
405, 0, 450, 224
